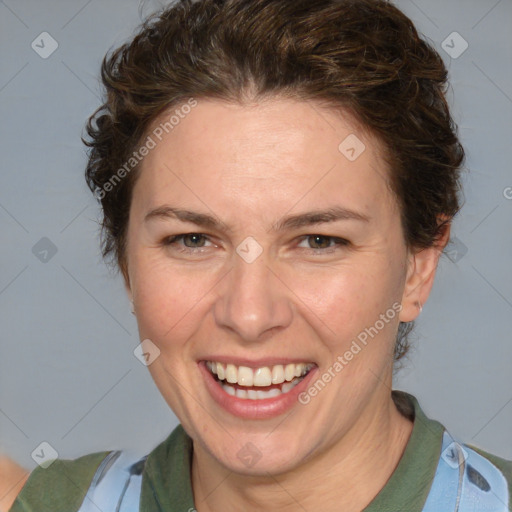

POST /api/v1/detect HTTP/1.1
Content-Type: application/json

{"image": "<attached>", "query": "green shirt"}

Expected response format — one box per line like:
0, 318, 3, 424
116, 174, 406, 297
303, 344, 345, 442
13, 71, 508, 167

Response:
10, 390, 512, 511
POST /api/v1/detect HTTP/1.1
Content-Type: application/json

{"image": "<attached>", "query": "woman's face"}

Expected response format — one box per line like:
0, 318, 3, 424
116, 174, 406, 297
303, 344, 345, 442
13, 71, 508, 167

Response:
125, 98, 428, 474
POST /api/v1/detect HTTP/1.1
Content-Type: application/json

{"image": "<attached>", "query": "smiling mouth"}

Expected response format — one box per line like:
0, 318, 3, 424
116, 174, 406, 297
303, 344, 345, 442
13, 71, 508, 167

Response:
205, 361, 316, 400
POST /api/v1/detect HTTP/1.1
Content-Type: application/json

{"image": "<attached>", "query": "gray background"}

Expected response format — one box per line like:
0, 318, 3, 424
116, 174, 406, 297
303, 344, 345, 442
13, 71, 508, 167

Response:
1, 0, 511, 475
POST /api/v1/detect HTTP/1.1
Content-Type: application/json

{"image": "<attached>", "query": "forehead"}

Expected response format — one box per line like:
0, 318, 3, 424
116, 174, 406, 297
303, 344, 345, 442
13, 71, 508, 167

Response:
133, 98, 397, 225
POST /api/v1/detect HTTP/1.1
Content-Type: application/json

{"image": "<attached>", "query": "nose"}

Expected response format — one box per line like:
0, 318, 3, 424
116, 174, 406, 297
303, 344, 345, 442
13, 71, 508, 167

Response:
213, 249, 293, 343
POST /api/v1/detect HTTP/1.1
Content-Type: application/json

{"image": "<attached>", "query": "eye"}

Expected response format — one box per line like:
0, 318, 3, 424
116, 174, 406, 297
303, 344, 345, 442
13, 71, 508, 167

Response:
297, 235, 350, 253
162, 233, 214, 253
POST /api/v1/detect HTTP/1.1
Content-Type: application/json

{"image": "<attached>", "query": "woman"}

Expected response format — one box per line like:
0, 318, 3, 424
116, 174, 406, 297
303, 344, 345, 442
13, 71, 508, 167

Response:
8, 0, 511, 510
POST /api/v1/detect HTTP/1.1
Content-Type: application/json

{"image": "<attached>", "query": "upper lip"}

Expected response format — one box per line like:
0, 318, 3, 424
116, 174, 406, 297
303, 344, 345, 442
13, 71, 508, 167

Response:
200, 357, 317, 368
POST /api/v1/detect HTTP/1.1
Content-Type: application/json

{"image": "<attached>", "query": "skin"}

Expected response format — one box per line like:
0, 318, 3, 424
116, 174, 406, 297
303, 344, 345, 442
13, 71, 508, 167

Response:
0, 456, 29, 512
124, 97, 448, 512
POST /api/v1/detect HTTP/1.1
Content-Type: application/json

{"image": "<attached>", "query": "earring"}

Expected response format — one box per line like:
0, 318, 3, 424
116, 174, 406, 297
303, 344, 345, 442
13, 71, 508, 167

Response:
416, 301, 423, 314
130, 301, 136, 315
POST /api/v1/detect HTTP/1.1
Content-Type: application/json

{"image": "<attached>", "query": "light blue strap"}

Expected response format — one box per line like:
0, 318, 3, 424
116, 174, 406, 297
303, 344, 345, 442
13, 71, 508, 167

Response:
458, 443, 509, 511
422, 431, 462, 511
422, 430, 509, 511
78, 451, 146, 512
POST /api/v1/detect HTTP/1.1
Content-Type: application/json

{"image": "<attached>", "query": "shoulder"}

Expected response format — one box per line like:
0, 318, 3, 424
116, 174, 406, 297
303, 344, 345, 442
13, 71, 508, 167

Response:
0, 457, 29, 512
467, 444, 512, 477
465, 443, 512, 501
393, 391, 511, 509
8, 451, 110, 512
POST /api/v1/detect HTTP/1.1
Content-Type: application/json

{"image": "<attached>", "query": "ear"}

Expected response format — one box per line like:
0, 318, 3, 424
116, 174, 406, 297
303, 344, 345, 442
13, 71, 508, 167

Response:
399, 220, 451, 322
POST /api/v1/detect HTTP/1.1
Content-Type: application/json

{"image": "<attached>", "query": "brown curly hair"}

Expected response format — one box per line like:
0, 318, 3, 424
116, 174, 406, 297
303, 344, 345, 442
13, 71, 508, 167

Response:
83, 0, 465, 363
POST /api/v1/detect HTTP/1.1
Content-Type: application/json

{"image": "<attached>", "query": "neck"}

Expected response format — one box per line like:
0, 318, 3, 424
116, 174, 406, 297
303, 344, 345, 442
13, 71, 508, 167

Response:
191, 393, 414, 512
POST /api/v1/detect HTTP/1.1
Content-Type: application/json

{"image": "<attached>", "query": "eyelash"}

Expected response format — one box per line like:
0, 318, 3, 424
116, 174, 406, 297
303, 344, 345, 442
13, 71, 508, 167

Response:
162, 233, 350, 255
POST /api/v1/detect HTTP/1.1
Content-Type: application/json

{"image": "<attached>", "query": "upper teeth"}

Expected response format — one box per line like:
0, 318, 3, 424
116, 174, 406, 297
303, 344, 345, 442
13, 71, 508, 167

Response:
206, 361, 314, 387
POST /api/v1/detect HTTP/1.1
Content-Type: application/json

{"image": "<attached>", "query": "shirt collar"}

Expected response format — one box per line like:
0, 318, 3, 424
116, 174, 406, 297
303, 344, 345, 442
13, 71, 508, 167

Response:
142, 390, 444, 511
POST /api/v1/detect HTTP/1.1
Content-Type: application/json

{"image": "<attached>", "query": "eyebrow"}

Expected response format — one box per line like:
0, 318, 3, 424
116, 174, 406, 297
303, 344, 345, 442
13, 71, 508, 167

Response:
144, 205, 370, 232
145, 206, 230, 231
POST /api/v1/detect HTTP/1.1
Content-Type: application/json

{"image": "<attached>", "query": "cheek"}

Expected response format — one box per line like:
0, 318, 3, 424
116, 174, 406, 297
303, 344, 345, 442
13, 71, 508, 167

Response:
291, 260, 403, 350
130, 255, 212, 343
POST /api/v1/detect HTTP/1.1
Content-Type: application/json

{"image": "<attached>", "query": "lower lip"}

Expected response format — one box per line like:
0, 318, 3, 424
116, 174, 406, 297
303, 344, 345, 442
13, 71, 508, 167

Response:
199, 361, 318, 420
